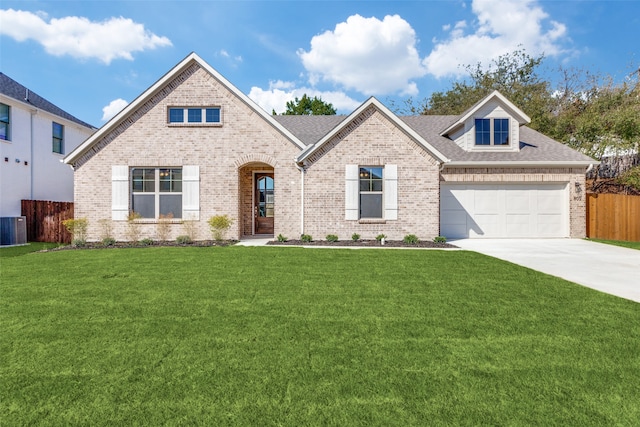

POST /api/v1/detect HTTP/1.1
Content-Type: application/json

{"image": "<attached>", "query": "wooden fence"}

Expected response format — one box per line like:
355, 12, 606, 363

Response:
586, 193, 640, 242
21, 200, 74, 244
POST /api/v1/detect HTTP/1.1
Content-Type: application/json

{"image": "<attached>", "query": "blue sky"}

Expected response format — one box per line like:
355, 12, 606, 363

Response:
1, 0, 638, 127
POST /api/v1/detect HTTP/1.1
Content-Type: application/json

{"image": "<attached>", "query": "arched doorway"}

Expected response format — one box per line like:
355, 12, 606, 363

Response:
238, 162, 275, 236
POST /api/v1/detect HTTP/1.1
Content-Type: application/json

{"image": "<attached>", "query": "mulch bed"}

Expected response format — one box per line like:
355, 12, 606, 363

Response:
46, 240, 237, 251
268, 239, 457, 248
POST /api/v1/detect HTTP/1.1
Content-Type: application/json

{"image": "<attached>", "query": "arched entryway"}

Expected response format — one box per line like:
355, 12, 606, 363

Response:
238, 161, 275, 236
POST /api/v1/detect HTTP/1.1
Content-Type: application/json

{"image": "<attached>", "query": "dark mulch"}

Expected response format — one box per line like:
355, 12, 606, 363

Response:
46, 240, 237, 251
268, 239, 457, 248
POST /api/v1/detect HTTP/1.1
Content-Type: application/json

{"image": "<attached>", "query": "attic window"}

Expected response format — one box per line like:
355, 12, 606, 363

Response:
475, 118, 509, 146
168, 107, 221, 126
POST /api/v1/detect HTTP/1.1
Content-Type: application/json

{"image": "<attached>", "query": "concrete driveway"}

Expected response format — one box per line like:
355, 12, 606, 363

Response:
452, 239, 640, 303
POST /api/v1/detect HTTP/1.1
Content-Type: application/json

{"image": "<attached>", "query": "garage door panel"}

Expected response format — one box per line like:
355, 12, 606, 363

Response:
474, 189, 500, 213
441, 183, 567, 238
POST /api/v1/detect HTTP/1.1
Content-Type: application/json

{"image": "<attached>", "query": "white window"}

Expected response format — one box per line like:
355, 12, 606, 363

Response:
131, 168, 183, 219
168, 107, 221, 125
112, 166, 199, 221
345, 164, 397, 221
475, 118, 509, 146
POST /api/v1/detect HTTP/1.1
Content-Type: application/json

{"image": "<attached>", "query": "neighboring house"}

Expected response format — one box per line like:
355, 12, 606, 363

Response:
64, 53, 595, 242
0, 73, 95, 217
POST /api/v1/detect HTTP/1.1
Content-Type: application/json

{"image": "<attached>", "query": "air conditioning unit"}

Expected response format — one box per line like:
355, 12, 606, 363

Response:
0, 216, 27, 245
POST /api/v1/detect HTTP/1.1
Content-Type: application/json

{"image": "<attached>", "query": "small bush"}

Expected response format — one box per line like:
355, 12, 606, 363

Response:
99, 219, 113, 242
403, 234, 419, 244
277, 234, 288, 242
126, 212, 142, 243
300, 234, 313, 243
157, 213, 173, 241
182, 220, 196, 242
140, 238, 154, 246
71, 238, 86, 247
62, 218, 88, 244
176, 235, 192, 245
351, 233, 361, 242
208, 215, 234, 241
433, 236, 447, 243
326, 234, 339, 242
102, 237, 116, 247
375, 234, 387, 242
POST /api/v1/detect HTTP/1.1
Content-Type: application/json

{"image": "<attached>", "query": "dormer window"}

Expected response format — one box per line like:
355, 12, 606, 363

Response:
475, 118, 509, 146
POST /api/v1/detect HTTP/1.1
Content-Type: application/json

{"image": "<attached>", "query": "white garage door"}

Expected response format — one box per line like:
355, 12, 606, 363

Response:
440, 184, 568, 238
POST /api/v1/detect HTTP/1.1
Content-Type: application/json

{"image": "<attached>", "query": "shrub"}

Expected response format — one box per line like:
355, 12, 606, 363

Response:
616, 165, 640, 190
157, 213, 173, 241
140, 238, 154, 246
126, 212, 142, 243
208, 215, 234, 241
351, 233, 361, 242
277, 234, 288, 242
300, 234, 313, 243
176, 235, 192, 245
182, 220, 197, 242
433, 236, 447, 243
403, 234, 419, 244
99, 218, 113, 242
62, 218, 88, 246
375, 234, 387, 242
326, 234, 339, 242
102, 237, 116, 247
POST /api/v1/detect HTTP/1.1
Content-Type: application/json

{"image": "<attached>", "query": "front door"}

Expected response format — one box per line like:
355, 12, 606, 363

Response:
254, 173, 274, 234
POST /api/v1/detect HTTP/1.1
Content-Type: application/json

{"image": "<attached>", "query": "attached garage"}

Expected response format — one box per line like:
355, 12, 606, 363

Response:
440, 183, 569, 238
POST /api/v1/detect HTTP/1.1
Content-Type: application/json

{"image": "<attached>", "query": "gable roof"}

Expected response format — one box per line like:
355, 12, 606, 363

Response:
0, 73, 95, 129
440, 90, 531, 137
64, 52, 305, 166
296, 97, 450, 164
401, 116, 595, 166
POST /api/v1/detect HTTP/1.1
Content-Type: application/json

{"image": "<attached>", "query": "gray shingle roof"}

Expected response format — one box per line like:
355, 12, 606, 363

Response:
0, 73, 95, 129
273, 114, 594, 164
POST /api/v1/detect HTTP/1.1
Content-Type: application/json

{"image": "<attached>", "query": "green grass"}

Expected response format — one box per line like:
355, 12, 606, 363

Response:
0, 242, 64, 258
588, 238, 640, 250
2, 246, 639, 426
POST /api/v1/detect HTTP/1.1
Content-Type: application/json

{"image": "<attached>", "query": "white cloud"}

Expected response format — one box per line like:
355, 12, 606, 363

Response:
0, 9, 172, 64
248, 81, 361, 114
101, 98, 128, 122
424, 0, 568, 78
298, 14, 427, 96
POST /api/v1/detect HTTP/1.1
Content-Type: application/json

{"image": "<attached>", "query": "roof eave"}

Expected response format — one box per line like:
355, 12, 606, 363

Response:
444, 160, 598, 168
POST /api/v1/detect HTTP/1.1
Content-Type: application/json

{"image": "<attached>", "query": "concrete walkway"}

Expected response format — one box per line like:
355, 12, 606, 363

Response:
452, 239, 640, 303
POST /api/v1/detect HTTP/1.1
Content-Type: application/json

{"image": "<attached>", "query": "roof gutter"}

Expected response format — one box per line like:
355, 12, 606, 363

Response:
444, 160, 598, 168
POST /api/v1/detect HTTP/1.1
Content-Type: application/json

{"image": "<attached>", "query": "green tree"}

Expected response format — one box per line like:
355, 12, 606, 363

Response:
422, 50, 552, 134
279, 94, 337, 115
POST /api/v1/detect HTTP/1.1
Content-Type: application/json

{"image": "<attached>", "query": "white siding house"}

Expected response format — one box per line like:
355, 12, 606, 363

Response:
0, 73, 95, 217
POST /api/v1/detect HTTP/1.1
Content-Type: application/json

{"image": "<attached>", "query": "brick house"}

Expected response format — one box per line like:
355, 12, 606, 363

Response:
64, 53, 595, 242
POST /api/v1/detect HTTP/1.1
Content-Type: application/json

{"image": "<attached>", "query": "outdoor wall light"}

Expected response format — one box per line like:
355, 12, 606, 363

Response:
575, 181, 582, 192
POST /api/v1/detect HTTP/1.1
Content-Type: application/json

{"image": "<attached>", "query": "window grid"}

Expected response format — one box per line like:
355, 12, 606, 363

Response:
168, 107, 221, 124
131, 168, 182, 219
475, 118, 509, 146
359, 167, 383, 219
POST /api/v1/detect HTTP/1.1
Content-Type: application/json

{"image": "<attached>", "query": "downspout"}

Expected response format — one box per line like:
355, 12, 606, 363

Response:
295, 161, 305, 236
29, 108, 36, 199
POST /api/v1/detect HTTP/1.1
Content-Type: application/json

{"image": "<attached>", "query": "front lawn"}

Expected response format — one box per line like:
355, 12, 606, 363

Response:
1, 246, 639, 425
588, 238, 640, 250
